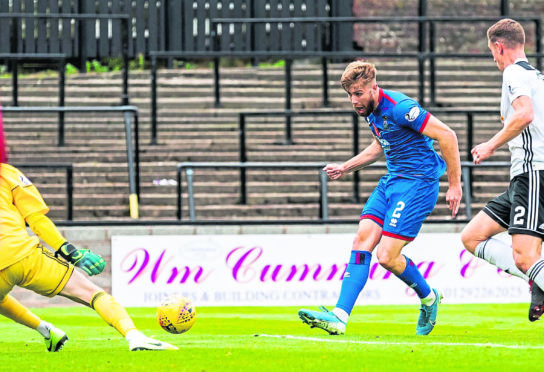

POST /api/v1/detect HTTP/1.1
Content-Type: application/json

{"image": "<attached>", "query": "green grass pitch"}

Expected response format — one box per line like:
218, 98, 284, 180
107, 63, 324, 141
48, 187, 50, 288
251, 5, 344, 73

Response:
0, 303, 542, 371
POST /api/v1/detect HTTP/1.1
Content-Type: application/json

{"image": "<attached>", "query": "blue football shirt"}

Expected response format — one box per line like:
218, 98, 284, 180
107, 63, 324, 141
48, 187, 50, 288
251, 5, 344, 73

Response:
366, 88, 446, 180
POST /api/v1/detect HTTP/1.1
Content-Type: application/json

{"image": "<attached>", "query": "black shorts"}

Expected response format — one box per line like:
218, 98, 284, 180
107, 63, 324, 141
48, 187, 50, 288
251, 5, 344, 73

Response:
483, 170, 544, 239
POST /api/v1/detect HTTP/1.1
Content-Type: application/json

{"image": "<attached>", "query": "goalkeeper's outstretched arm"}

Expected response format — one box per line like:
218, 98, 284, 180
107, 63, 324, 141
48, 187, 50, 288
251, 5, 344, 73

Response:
26, 212, 105, 276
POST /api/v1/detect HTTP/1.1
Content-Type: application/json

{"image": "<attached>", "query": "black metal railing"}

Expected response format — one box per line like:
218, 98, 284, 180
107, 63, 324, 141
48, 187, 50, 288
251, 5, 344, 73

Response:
149, 50, 542, 145
3, 106, 141, 218
211, 15, 542, 105
461, 161, 510, 219
149, 15, 542, 143
172, 106, 502, 214
0, 53, 66, 108
0, 12, 130, 105
431, 108, 499, 159
175, 161, 511, 223
12, 162, 74, 220
237, 107, 500, 200
238, 110, 360, 203
149, 49, 420, 144
41, 159, 511, 225
176, 162, 331, 221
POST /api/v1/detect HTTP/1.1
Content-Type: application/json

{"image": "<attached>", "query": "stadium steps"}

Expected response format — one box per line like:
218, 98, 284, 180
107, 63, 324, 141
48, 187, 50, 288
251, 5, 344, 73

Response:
2, 59, 510, 221
42, 199, 473, 222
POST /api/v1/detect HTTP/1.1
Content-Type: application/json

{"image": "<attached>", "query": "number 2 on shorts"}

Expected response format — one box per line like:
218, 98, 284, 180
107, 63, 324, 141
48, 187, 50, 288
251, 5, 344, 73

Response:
392, 201, 405, 218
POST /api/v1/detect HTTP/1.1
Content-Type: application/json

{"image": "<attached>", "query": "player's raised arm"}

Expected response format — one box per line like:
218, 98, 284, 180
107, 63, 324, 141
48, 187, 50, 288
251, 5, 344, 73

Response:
323, 138, 384, 180
421, 115, 463, 217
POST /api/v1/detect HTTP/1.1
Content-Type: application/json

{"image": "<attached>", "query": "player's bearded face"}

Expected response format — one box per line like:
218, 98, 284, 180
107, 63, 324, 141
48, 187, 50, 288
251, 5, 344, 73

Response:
347, 81, 377, 117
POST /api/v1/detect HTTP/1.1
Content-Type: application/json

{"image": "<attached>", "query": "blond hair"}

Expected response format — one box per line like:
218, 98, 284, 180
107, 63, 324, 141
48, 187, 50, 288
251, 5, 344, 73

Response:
341, 61, 376, 92
487, 18, 525, 48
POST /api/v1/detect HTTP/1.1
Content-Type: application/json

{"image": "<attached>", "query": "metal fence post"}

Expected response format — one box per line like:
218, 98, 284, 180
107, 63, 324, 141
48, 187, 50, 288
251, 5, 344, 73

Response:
214, 58, 221, 108
11, 60, 18, 106
319, 169, 329, 220
321, 57, 329, 107
186, 168, 196, 221
466, 112, 474, 159
177, 166, 183, 220
132, 109, 141, 199
462, 165, 472, 219
124, 111, 138, 219
467, 112, 474, 197
151, 55, 158, 145
77, 0, 87, 73
58, 58, 66, 147
284, 58, 293, 145
121, 17, 130, 105
66, 165, 74, 221
500, 0, 510, 16
284, 110, 294, 145
239, 114, 247, 205
212, 27, 221, 108
418, 0, 427, 53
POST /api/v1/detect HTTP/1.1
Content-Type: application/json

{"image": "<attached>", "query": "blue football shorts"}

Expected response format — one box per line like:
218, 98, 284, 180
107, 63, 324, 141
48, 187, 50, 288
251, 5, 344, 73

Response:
360, 174, 440, 241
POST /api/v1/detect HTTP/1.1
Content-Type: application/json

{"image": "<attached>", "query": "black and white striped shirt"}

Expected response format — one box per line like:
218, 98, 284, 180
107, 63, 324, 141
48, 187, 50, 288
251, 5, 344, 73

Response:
501, 58, 544, 178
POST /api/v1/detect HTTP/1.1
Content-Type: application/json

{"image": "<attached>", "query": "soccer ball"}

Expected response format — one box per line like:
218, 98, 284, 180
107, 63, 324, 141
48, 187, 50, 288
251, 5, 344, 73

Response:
156, 295, 197, 334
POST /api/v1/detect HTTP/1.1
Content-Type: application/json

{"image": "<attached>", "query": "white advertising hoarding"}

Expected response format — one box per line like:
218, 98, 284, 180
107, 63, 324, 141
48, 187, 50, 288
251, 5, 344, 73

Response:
111, 233, 529, 307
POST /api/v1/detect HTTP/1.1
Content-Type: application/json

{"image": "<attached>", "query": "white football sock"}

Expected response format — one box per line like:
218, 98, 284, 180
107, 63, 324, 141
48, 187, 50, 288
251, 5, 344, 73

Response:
527, 260, 544, 290
332, 308, 349, 323
420, 290, 436, 306
36, 321, 52, 338
125, 329, 144, 341
474, 238, 528, 281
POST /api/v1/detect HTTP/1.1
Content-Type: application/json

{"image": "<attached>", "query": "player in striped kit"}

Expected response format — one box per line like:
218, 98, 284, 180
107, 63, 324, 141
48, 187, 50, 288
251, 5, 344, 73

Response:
461, 18, 544, 322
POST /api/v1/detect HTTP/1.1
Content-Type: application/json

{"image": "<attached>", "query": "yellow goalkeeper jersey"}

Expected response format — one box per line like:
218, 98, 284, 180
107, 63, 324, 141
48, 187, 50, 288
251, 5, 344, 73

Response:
0, 163, 49, 270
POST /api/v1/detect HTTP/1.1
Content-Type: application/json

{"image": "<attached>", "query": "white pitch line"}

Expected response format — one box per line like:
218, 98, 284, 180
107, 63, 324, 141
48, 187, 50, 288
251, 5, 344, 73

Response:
255, 334, 544, 350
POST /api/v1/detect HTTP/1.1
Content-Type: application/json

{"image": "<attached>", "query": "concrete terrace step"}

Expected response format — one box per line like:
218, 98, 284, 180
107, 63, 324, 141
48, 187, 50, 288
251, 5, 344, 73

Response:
3, 112, 497, 124
3, 115, 499, 127
40, 191, 492, 220
4, 75, 422, 93
27, 170, 389, 186
49, 202, 477, 221
4, 61, 512, 221
36, 174, 509, 197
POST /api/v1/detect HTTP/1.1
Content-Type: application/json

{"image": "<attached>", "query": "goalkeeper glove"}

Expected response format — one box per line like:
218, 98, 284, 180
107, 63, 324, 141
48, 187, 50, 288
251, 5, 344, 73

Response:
56, 242, 106, 276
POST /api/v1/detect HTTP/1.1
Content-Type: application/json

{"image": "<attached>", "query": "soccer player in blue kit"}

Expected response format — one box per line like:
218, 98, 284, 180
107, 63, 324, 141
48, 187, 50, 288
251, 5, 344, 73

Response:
299, 61, 462, 336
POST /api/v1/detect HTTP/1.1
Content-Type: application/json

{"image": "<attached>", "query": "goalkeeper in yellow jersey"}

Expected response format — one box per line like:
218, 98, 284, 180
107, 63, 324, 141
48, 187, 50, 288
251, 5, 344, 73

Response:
0, 163, 178, 351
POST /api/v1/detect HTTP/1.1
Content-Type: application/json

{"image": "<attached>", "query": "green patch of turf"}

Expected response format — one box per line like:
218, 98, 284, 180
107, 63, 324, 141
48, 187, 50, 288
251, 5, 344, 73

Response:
0, 304, 541, 371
